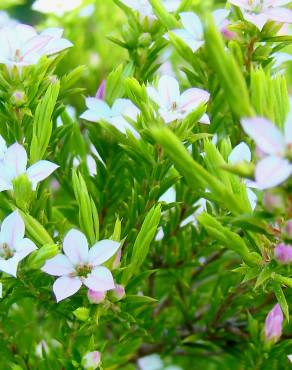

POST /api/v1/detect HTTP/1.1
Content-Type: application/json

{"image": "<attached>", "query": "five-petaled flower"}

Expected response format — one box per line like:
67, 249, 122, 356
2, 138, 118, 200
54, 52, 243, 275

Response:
42, 229, 120, 302
230, 0, 292, 31
0, 142, 58, 192
264, 303, 283, 343
147, 75, 210, 124
241, 116, 292, 189
169, 10, 230, 52
81, 97, 140, 137
0, 211, 37, 277
0, 24, 73, 67
32, 0, 83, 17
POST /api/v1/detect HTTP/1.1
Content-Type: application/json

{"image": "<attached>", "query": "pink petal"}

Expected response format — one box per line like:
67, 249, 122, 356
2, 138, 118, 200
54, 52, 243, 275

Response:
42, 254, 74, 276
255, 156, 292, 189
83, 266, 115, 292
1, 211, 25, 247
241, 117, 284, 155
4, 143, 27, 177
88, 240, 120, 266
63, 229, 89, 265
53, 276, 82, 302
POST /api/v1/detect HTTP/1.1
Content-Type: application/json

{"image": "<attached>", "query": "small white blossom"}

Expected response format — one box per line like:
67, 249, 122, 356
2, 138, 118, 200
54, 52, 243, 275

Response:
82, 351, 101, 369
0, 142, 58, 192
0, 211, 37, 277
0, 25, 73, 67
32, 0, 83, 17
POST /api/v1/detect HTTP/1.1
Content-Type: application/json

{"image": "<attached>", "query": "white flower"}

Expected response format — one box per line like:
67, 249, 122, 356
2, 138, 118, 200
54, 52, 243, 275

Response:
159, 187, 176, 203
32, 0, 83, 17
0, 25, 73, 67
0, 211, 37, 277
170, 10, 229, 52
0, 135, 7, 160
138, 354, 164, 370
230, 0, 292, 31
42, 229, 120, 302
241, 116, 292, 189
82, 351, 101, 369
147, 75, 210, 124
0, 142, 59, 192
80, 97, 140, 137
228, 142, 258, 210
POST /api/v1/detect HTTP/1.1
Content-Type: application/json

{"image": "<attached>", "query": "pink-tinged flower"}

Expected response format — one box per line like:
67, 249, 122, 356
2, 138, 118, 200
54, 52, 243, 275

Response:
82, 351, 101, 369
0, 211, 37, 277
220, 19, 237, 39
169, 10, 230, 52
0, 142, 58, 192
87, 289, 106, 304
230, 0, 292, 31
95, 80, 106, 100
42, 229, 120, 302
228, 142, 258, 210
241, 117, 292, 189
80, 97, 140, 137
32, 0, 83, 17
274, 242, 292, 263
284, 220, 292, 239
147, 75, 210, 124
265, 303, 283, 342
0, 24, 73, 67
112, 284, 125, 300
263, 190, 286, 213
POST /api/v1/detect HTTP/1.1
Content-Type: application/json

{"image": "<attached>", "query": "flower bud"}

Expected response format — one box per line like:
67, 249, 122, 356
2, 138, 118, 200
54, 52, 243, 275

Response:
95, 80, 106, 100
82, 351, 101, 369
11, 90, 27, 106
283, 220, 292, 240
73, 307, 89, 321
274, 243, 292, 264
263, 190, 285, 214
12, 174, 33, 211
27, 244, 59, 269
220, 20, 236, 40
112, 284, 125, 301
264, 304, 283, 343
87, 289, 106, 304
138, 32, 152, 47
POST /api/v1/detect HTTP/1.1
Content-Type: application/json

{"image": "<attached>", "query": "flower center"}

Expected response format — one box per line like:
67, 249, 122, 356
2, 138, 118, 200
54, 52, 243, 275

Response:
249, 0, 264, 13
75, 264, 92, 278
0, 242, 13, 260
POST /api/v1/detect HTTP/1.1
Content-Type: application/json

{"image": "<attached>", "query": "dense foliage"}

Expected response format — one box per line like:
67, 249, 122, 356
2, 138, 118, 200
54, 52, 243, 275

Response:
0, 0, 291, 369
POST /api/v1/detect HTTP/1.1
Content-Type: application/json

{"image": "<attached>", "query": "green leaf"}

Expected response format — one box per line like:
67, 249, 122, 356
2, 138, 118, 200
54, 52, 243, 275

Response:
272, 281, 289, 322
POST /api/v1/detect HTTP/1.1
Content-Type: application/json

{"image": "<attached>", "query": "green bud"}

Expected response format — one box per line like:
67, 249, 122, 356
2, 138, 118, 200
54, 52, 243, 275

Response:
73, 307, 90, 321
19, 211, 54, 245
12, 174, 33, 211
26, 244, 59, 269
10, 90, 27, 107
138, 33, 152, 47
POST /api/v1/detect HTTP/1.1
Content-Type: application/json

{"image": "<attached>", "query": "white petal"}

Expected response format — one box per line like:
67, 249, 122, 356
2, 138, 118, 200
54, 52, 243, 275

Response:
88, 240, 120, 266
80, 109, 108, 122
246, 187, 257, 210
0, 256, 19, 277
83, 266, 115, 291
39, 38, 73, 56
228, 142, 251, 164
26, 160, 58, 189
42, 254, 74, 276
85, 97, 111, 114
15, 24, 37, 44
158, 75, 180, 109
178, 88, 210, 114
63, 229, 89, 265
229, 0, 252, 10
159, 187, 176, 203
285, 118, 292, 145
179, 12, 203, 39
213, 9, 230, 28
243, 12, 269, 30
171, 29, 204, 52
147, 86, 163, 107
53, 276, 82, 302
14, 237, 37, 259
255, 156, 292, 189
199, 113, 210, 125
20, 35, 51, 58
0, 211, 25, 247
241, 117, 284, 155
4, 143, 27, 177
264, 8, 292, 24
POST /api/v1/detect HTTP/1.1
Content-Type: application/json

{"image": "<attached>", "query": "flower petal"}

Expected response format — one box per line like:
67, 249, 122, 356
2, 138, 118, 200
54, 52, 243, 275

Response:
264, 7, 292, 24
53, 276, 82, 302
285, 117, 292, 145
88, 240, 120, 266
26, 160, 58, 189
83, 266, 115, 291
4, 143, 27, 177
213, 9, 230, 28
0, 211, 25, 247
0, 256, 19, 277
229, 0, 253, 10
63, 229, 89, 265
178, 88, 210, 114
179, 12, 203, 38
246, 188, 257, 211
171, 30, 204, 52
42, 254, 74, 276
255, 156, 292, 189
158, 75, 180, 109
14, 237, 37, 260
228, 142, 251, 164
241, 117, 284, 155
